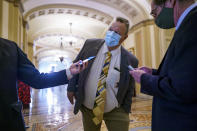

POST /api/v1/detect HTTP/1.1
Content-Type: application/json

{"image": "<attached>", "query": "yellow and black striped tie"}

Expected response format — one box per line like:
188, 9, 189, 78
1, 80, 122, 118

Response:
92, 52, 111, 125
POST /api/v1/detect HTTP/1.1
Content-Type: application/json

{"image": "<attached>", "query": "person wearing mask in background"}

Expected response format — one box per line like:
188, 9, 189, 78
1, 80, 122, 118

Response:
67, 17, 138, 131
18, 80, 31, 109
17, 80, 31, 128
130, 0, 197, 130
0, 37, 88, 131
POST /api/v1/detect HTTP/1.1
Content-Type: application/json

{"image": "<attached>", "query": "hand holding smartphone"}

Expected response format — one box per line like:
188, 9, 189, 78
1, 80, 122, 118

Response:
128, 65, 135, 71
78, 56, 96, 67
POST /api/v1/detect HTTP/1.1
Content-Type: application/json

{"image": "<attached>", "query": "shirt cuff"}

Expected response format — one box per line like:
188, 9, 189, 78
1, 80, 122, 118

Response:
66, 68, 73, 80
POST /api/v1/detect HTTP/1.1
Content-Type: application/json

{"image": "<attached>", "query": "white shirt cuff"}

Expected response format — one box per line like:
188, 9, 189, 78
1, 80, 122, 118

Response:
66, 68, 73, 80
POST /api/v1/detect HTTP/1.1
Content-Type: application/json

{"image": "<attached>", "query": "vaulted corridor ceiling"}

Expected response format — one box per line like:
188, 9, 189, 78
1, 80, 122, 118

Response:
21, 0, 152, 62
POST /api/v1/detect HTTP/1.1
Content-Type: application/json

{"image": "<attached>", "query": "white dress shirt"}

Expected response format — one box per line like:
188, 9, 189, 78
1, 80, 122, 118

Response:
83, 43, 121, 113
176, 2, 197, 30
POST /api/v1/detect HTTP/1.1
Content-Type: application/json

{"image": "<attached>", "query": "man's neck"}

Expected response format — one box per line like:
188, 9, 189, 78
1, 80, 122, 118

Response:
108, 45, 120, 51
175, 0, 195, 25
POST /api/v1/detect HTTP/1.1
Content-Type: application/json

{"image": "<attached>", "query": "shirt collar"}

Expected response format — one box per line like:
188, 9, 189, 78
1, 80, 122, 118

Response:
176, 2, 197, 30
103, 43, 121, 56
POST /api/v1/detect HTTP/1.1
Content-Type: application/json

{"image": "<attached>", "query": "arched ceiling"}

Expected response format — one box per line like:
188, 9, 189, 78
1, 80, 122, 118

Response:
21, 0, 151, 62
24, 4, 113, 42
23, 0, 151, 24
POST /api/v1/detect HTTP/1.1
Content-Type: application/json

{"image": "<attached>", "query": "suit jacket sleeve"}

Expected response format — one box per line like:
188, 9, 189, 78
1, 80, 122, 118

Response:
141, 13, 197, 103
123, 53, 138, 112
67, 40, 88, 92
152, 69, 158, 75
17, 45, 69, 89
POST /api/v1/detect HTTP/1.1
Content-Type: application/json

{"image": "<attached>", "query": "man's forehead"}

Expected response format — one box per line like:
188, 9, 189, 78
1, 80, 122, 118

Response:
111, 22, 125, 28
151, 2, 157, 7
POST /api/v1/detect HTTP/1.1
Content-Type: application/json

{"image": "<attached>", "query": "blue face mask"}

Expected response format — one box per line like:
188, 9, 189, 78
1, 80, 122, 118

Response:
105, 31, 121, 47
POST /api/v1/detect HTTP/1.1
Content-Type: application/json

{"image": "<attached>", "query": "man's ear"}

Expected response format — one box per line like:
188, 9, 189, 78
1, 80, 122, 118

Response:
124, 34, 128, 40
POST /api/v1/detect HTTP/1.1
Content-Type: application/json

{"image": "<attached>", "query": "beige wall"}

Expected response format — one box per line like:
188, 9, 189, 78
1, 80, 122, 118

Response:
28, 42, 34, 63
2, 1, 9, 39
23, 25, 29, 54
124, 20, 175, 96
8, 2, 19, 44
0, 0, 2, 36
127, 20, 175, 68
0, 1, 29, 60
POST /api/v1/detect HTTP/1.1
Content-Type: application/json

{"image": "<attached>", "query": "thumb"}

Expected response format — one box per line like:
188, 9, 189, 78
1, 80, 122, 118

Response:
70, 98, 74, 105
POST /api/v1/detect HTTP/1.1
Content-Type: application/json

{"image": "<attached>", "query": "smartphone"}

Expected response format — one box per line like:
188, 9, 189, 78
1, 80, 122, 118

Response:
79, 56, 96, 66
128, 65, 135, 71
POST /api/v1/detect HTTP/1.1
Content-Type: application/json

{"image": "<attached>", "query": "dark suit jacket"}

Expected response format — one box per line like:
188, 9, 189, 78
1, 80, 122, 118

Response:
67, 39, 138, 114
141, 7, 197, 131
0, 38, 69, 131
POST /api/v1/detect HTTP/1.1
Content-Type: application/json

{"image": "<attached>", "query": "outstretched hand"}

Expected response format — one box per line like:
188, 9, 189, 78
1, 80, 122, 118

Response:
69, 60, 88, 75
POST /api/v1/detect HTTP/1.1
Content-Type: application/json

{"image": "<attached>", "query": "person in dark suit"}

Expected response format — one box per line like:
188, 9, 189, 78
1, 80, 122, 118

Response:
67, 17, 138, 131
130, 0, 197, 130
0, 37, 88, 131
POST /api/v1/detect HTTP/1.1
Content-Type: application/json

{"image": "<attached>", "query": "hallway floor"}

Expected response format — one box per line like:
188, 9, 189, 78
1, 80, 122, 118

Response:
23, 86, 152, 131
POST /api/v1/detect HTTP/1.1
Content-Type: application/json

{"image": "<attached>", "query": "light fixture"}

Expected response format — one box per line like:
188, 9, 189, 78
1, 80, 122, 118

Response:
58, 22, 77, 62
67, 22, 77, 46
59, 56, 64, 63
69, 23, 73, 46
59, 37, 64, 62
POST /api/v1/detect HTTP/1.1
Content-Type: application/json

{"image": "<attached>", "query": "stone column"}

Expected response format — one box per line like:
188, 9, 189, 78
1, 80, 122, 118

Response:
0, 0, 3, 36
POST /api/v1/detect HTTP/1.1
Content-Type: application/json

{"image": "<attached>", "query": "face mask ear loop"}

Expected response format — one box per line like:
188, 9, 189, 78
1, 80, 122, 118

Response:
155, 2, 164, 19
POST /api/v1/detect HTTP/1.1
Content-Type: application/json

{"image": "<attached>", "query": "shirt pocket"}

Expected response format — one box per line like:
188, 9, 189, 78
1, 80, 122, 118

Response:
106, 69, 120, 88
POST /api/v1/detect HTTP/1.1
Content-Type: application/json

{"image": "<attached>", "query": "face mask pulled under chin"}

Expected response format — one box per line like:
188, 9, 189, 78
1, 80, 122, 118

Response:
155, 7, 175, 29
105, 31, 121, 47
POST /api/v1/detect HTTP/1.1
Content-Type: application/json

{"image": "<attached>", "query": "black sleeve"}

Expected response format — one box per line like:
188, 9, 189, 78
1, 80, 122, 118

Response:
17, 46, 69, 89
140, 14, 197, 103
67, 40, 87, 92
152, 69, 158, 75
